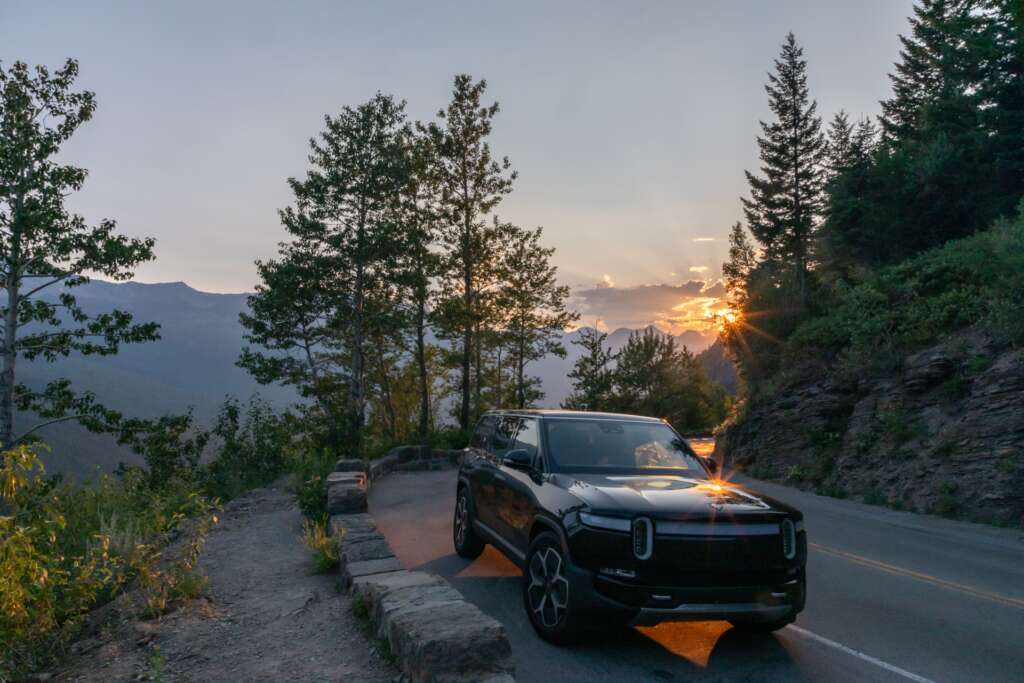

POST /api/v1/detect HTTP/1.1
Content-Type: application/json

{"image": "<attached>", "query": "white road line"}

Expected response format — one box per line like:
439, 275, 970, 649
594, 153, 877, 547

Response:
787, 625, 937, 683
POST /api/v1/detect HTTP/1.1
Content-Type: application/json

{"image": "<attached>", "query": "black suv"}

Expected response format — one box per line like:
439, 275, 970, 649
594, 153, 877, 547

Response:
453, 409, 806, 644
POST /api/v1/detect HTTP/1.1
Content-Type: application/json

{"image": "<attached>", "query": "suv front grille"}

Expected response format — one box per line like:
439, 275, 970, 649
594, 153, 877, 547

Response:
632, 517, 652, 560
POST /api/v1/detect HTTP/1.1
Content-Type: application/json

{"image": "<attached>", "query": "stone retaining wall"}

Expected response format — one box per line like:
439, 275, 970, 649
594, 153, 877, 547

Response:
326, 448, 515, 683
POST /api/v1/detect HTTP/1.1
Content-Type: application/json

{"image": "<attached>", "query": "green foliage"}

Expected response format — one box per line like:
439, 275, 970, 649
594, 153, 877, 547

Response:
288, 447, 336, 519
566, 328, 729, 432
0, 59, 158, 448
426, 75, 517, 429
493, 225, 578, 408
0, 445, 218, 679
740, 33, 826, 310
201, 396, 293, 500
790, 212, 1024, 371
563, 329, 616, 411
428, 426, 470, 451
933, 481, 960, 518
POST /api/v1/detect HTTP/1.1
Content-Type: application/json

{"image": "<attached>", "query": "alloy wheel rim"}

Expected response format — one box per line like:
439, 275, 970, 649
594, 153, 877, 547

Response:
455, 495, 468, 547
527, 547, 569, 628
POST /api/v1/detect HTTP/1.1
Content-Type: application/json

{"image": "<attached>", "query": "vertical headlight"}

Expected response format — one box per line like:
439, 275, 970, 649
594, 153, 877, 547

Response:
781, 518, 796, 559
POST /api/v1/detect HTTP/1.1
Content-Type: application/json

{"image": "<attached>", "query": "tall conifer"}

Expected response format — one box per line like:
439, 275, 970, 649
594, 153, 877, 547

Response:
741, 33, 826, 309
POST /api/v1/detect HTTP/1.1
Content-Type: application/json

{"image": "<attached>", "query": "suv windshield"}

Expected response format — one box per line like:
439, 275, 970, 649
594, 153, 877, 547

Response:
542, 418, 708, 477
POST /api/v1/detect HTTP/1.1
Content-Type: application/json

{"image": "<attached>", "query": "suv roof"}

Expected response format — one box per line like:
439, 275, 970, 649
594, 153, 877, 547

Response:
480, 409, 664, 423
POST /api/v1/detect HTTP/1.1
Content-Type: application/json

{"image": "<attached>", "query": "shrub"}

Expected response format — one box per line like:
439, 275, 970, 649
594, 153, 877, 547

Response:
428, 426, 470, 451
790, 212, 1024, 373
288, 448, 336, 519
201, 396, 293, 500
0, 445, 218, 679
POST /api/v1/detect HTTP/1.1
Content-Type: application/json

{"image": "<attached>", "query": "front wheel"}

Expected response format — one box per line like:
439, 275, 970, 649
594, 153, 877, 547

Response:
522, 532, 585, 645
453, 487, 485, 558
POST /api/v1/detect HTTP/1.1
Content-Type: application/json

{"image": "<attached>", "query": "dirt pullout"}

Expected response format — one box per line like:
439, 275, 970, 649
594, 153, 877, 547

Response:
56, 482, 397, 683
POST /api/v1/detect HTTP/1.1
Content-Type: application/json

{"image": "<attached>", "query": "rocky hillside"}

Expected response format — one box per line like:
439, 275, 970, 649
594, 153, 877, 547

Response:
715, 330, 1024, 526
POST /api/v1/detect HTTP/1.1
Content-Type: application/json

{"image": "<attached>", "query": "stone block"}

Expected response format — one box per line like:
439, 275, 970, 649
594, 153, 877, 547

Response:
326, 482, 367, 514
368, 454, 398, 481
340, 556, 404, 589
341, 537, 394, 564
385, 599, 514, 683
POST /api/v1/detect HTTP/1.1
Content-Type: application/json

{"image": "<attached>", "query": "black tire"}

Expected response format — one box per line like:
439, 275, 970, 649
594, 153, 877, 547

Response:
522, 532, 585, 645
728, 614, 795, 633
453, 486, 485, 558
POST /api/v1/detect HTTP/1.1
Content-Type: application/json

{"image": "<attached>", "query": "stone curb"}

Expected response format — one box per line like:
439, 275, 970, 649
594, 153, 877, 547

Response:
327, 445, 516, 683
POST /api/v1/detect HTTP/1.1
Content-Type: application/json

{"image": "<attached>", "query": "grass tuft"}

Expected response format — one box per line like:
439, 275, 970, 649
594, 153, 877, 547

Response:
302, 516, 341, 573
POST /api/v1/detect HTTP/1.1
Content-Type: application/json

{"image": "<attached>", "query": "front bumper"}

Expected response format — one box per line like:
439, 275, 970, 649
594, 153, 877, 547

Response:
562, 524, 807, 625
569, 566, 806, 625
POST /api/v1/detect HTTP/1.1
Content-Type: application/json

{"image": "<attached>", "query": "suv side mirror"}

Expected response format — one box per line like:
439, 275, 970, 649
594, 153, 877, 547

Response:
502, 449, 533, 470
704, 458, 718, 474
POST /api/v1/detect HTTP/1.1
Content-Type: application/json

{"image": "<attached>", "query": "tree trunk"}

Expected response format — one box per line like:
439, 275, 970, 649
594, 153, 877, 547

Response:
517, 337, 526, 409
415, 294, 430, 440
374, 342, 398, 443
495, 345, 502, 410
349, 225, 366, 459
459, 217, 472, 432
1, 278, 18, 449
474, 322, 483, 417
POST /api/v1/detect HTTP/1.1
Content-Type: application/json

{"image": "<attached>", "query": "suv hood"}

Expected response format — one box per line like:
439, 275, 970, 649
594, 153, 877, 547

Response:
555, 473, 799, 520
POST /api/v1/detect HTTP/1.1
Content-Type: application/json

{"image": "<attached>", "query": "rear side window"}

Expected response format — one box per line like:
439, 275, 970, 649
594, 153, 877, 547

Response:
471, 416, 497, 449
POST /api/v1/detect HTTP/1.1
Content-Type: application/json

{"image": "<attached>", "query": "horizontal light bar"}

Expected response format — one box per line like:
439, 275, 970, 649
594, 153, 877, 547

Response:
656, 521, 781, 537
579, 512, 631, 532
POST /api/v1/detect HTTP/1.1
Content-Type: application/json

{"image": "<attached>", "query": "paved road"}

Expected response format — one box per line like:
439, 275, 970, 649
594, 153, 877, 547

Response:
369, 456, 1024, 683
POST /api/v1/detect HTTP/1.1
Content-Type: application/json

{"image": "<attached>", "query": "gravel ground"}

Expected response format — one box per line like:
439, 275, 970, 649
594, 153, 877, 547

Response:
54, 481, 397, 683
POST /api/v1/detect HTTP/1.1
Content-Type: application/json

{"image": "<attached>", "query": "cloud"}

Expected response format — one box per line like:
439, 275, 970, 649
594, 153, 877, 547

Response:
692, 237, 717, 242
596, 274, 615, 289
571, 280, 726, 333
689, 266, 709, 273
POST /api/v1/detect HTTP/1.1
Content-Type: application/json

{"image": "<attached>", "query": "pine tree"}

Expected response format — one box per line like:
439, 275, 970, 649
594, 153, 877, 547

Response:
976, 0, 1024, 219
826, 110, 854, 178
258, 93, 408, 457
880, 0, 980, 145
427, 75, 516, 430
239, 242, 351, 448
722, 222, 758, 309
609, 329, 727, 431
0, 60, 158, 448
494, 225, 578, 408
741, 33, 827, 310
395, 126, 442, 440
562, 328, 616, 411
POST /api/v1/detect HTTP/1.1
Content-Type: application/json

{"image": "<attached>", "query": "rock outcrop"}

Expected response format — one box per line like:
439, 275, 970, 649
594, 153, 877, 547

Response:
715, 331, 1024, 525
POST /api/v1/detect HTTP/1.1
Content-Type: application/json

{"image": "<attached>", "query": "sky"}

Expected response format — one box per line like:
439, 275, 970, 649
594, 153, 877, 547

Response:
1, 0, 915, 334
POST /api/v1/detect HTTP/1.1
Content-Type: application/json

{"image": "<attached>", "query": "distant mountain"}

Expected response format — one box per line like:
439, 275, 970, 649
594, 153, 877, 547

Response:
19, 281, 295, 479
20, 282, 729, 478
